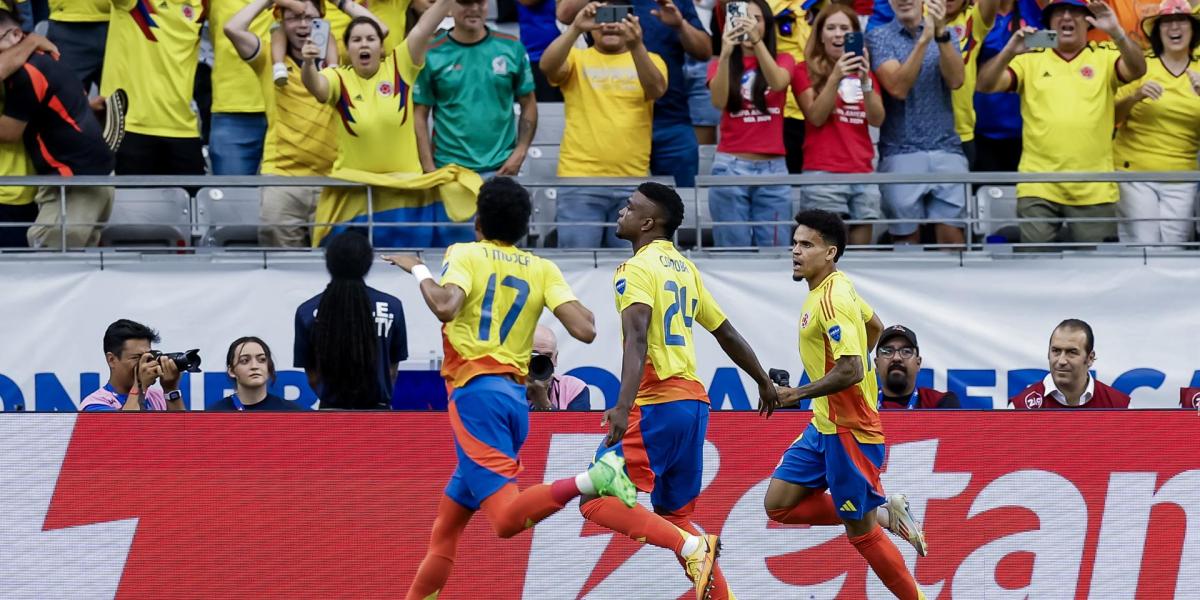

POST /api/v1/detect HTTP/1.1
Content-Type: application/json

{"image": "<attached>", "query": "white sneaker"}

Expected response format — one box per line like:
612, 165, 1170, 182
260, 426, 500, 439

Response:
885, 494, 928, 557
272, 62, 288, 86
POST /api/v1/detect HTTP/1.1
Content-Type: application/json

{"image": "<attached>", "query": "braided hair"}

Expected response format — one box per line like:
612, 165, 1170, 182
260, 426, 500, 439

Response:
311, 231, 382, 409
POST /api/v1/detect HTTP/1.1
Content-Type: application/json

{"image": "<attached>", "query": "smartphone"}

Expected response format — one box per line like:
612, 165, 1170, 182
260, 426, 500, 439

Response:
595, 5, 633, 24
725, 1, 749, 42
843, 31, 864, 58
309, 18, 330, 52
1025, 29, 1058, 49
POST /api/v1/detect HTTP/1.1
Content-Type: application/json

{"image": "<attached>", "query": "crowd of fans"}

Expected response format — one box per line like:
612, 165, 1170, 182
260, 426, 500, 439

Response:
0, 0, 1196, 250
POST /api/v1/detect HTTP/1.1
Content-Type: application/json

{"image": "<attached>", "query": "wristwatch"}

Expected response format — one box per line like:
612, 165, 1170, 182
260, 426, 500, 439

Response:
165, 390, 183, 403
935, 30, 952, 44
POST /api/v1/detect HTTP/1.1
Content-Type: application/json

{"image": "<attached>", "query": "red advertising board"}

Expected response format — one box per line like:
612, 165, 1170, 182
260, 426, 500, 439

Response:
8, 412, 1197, 598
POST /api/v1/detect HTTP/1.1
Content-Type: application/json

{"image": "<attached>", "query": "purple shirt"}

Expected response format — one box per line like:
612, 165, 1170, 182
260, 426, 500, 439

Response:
80, 385, 168, 411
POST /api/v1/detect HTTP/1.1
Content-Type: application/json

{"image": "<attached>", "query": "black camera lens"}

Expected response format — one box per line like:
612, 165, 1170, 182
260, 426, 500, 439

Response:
154, 349, 203, 373
528, 353, 554, 381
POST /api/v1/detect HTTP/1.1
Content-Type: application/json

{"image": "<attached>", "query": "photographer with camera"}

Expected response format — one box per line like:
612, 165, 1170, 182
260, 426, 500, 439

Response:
526, 325, 591, 411
80, 319, 192, 412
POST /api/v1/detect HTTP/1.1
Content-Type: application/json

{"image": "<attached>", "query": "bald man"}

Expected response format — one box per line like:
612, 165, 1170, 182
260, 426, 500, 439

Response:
527, 325, 591, 411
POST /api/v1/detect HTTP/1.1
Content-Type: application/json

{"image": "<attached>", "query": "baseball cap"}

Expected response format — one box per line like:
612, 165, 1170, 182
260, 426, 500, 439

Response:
1042, 0, 1090, 21
879, 325, 919, 349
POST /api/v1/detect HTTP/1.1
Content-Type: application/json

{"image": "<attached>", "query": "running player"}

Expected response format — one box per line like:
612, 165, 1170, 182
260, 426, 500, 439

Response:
764, 209, 928, 600
581, 182, 780, 600
387, 178, 639, 600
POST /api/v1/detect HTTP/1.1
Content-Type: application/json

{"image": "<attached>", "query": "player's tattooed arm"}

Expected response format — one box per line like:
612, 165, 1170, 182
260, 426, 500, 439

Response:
788, 355, 865, 404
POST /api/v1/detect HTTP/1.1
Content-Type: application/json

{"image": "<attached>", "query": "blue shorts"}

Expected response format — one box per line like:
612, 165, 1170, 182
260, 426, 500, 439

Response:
594, 400, 708, 514
772, 422, 887, 521
445, 375, 528, 511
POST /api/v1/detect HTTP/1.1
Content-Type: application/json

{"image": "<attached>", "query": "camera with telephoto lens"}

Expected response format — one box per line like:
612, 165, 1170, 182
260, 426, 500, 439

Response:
769, 368, 790, 387
148, 349, 202, 373
528, 353, 554, 382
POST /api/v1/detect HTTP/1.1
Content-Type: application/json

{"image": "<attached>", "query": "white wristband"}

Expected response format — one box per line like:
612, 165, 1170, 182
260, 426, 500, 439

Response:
411, 264, 434, 283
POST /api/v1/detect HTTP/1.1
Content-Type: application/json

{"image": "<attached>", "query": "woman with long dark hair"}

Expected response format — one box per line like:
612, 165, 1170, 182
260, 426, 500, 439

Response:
707, 0, 794, 247
294, 231, 408, 409
1113, 0, 1200, 244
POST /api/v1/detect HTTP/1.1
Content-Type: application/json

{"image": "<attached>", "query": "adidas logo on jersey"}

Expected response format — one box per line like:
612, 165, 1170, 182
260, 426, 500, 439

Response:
354, 94, 364, 101
1042, 71, 1052, 77
840, 499, 856, 513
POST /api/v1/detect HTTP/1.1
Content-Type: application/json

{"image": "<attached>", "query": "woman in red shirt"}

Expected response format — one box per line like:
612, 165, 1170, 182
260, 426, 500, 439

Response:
707, 0, 794, 247
795, 3, 885, 246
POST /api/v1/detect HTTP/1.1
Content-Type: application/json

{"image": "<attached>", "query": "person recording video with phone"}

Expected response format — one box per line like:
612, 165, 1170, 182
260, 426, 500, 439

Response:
795, 3, 885, 247
977, 0, 1146, 247
539, 2, 667, 248
526, 325, 591, 410
80, 319, 188, 412
705, 0, 794, 248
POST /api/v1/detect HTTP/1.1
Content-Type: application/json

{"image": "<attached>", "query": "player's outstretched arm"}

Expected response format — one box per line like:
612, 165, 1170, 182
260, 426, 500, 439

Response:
778, 355, 864, 407
709, 321, 780, 417
602, 304, 652, 447
552, 301, 597, 343
382, 254, 466, 322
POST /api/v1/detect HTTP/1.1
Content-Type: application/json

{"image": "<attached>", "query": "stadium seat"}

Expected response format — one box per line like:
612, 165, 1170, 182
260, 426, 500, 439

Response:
100, 188, 191, 247
532, 103, 564, 146
676, 187, 713, 248
698, 144, 717, 177
976, 185, 1020, 241
195, 187, 261, 247
523, 146, 560, 247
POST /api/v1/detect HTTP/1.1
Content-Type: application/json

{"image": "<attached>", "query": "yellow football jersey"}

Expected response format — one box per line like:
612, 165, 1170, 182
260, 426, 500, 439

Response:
50, 0, 109, 21
210, 0, 268, 113
440, 241, 579, 388
799, 271, 882, 444
613, 239, 727, 406
1114, 56, 1200, 172
320, 43, 423, 175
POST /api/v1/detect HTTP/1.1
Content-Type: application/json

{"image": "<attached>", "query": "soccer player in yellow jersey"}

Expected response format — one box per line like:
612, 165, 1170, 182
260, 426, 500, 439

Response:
580, 182, 778, 600
384, 178, 639, 600
764, 209, 929, 600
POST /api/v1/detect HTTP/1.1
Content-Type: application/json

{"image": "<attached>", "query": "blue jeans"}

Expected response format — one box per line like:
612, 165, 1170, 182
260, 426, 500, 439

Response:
651, 121, 699, 188
684, 58, 721, 128
708, 153, 793, 247
210, 113, 267, 175
555, 186, 634, 248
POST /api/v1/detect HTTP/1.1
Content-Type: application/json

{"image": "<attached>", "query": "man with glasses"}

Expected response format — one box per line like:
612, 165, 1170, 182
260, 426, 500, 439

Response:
873, 325, 960, 410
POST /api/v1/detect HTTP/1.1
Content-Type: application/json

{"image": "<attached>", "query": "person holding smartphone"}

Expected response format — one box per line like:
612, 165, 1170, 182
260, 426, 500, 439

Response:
706, 0, 794, 247
795, 3, 885, 246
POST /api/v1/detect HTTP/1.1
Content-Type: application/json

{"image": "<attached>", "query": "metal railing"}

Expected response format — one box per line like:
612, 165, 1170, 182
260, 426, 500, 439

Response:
0, 170, 1196, 253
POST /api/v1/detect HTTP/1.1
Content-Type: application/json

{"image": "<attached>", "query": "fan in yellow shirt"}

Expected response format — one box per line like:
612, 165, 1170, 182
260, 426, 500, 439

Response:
209, 0, 270, 174
301, 0, 470, 247
539, 2, 668, 247
1112, 0, 1200, 243
102, 0, 208, 175
47, 0, 108, 90
945, 0, 990, 161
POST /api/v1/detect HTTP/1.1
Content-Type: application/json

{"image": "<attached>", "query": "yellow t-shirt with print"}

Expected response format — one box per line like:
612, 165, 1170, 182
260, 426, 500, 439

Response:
1113, 55, 1200, 172
613, 239, 727, 406
439, 240, 579, 388
553, 47, 667, 177
1008, 43, 1125, 205
769, 0, 809, 121
211, 0, 269, 113
319, 43, 423, 174
102, 0, 206, 138
947, 5, 988, 143
50, 0, 109, 21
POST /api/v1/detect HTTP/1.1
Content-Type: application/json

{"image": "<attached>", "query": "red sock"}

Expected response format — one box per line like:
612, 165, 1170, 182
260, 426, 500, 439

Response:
550, 477, 582, 505
480, 482, 571, 539
580, 496, 686, 553
848, 525, 920, 600
766, 492, 843, 526
659, 507, 732, 600
405, 495, 474, 600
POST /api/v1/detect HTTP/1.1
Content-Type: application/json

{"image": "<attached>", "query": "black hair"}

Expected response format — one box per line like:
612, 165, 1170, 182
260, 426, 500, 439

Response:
1148, 15, 1200, 58
311, 231, 380, 409
476, 176, 531, 244
344, 15, 386, 47
713, 0, 779, 115
103, 319, 160, 357
637, 181, 685, 238
794, 209, 847, 261
225, 336, 278, 385
1054, 318, 1095, 353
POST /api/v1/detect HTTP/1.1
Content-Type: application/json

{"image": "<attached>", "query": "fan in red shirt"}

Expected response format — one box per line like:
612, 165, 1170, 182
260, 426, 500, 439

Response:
873, 325, 960, 409
1010, 319, 1130, 410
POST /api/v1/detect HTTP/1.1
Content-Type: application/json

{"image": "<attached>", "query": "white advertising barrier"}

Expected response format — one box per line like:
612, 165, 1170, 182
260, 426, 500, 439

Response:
0, 253, 1197, 410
